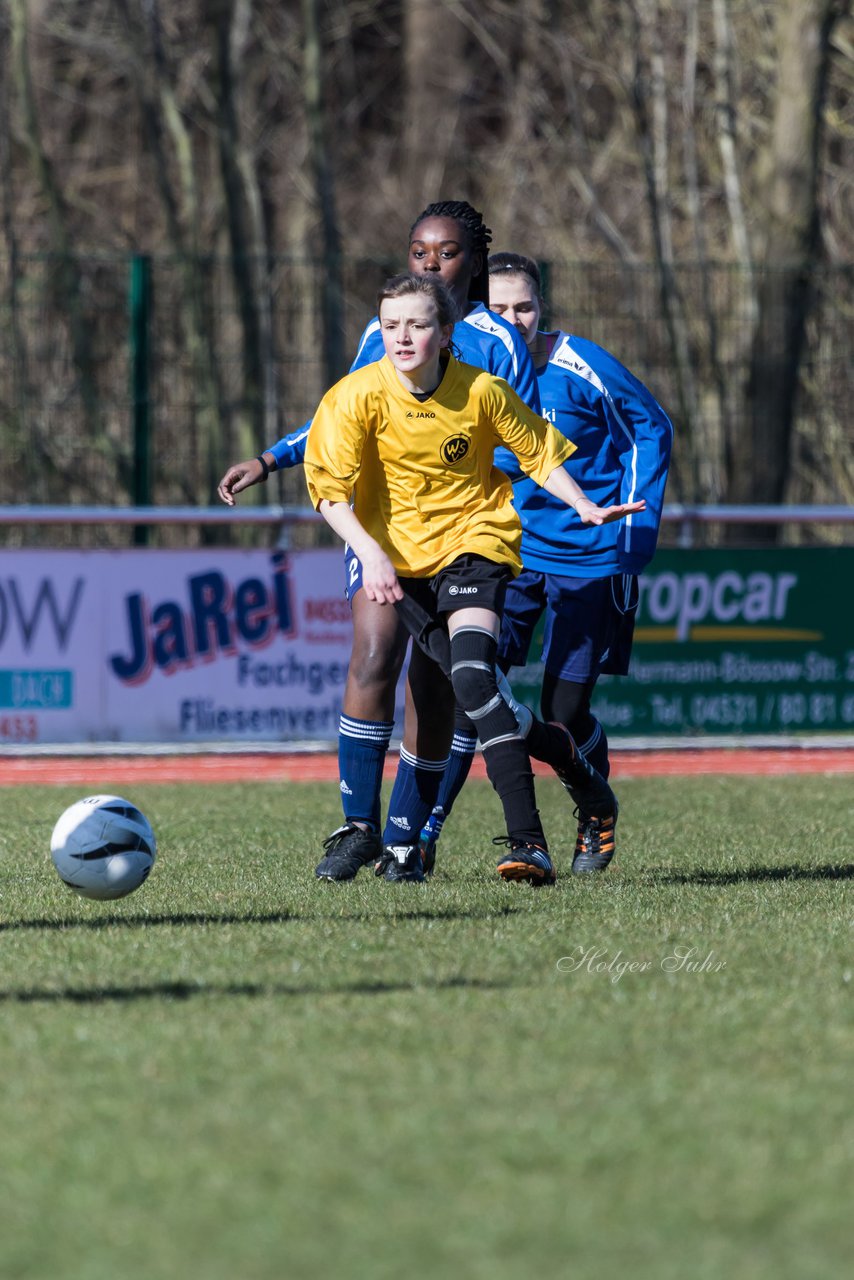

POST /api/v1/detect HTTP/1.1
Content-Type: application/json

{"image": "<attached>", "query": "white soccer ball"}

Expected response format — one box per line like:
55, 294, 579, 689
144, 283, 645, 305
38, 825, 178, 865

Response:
50, 794, 157, 900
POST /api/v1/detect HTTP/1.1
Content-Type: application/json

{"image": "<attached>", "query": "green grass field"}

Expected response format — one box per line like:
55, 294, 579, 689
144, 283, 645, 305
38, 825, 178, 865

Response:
1, 773, 851, 1280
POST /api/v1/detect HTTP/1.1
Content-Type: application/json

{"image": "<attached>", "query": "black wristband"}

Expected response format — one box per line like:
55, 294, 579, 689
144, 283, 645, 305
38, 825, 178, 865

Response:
256, 454, 270, 481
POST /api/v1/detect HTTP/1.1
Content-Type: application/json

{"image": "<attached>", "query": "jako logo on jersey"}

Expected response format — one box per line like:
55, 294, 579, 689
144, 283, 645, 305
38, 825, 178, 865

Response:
448, 585, 478, 596
441, 435, 470, 465
109, 551, 294, 685
406, 410, 436, 419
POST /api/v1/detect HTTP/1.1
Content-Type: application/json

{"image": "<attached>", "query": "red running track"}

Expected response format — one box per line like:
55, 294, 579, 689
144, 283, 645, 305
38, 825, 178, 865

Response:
2, 749, 853, 785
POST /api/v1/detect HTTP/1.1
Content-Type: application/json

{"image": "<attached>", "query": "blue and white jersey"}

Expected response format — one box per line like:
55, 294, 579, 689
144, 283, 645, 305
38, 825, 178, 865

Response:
495, 331, 673, 577
267, 303, 540, 469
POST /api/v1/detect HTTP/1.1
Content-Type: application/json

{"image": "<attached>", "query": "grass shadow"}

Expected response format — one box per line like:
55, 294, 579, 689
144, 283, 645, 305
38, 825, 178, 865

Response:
648, 863, 854, 886
0, 975, 511, 1005
0, 903, 521, 933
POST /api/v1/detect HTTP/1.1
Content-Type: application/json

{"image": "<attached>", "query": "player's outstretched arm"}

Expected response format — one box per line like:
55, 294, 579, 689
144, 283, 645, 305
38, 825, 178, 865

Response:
576, 497, 647, 526
317, 500, 403, 605
542, 465, 646, 526
217, 451, 276, 505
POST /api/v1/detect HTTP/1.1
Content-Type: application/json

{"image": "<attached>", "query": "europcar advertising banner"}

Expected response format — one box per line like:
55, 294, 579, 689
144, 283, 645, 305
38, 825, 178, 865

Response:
510, 548, 854, 737
1, 547, 851, 744
0, 549, 371, 744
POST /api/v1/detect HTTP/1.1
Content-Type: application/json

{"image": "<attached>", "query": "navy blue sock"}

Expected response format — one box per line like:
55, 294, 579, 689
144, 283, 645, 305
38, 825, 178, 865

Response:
421, 729, 478, 843
383, 747, 448, 846
338, 715, 394, 831
575, 718, 610, 779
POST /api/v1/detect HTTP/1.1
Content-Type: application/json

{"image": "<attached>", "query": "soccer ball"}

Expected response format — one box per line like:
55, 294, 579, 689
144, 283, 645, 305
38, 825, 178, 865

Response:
50, 795, 157, 900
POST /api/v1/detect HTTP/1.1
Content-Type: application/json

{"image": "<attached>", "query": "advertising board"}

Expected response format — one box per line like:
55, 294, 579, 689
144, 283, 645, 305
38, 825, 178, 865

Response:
2, 547, 851, 744
0, 549, 364, 744
510, 548, 854, 736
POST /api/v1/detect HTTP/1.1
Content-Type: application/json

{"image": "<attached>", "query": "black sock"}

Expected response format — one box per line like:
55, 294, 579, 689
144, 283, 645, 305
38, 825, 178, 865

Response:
482, 738, 546, 848
525, 718, 574, 773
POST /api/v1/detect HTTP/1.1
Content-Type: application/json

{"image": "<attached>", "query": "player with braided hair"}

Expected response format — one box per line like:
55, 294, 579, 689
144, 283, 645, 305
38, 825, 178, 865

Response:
409, 201, 492, 304
218, 202, 545, 882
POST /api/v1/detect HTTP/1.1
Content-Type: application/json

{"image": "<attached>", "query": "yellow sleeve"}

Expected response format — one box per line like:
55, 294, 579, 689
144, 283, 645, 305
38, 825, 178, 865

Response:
303, 380, 369, 510
485, 378, 576, 485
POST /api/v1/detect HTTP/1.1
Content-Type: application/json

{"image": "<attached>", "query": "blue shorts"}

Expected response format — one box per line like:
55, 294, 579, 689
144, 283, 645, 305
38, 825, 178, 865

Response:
344, 545, 362, 603
497, 569, 639, 682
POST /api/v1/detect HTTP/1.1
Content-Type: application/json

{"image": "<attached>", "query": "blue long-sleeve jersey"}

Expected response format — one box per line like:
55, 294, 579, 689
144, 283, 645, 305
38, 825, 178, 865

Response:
267, 302, 540, 469
494, 332, 673, 577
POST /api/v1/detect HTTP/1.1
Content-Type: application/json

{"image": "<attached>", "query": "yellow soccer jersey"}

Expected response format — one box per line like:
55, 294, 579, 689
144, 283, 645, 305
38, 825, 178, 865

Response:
304, 353, 576, 578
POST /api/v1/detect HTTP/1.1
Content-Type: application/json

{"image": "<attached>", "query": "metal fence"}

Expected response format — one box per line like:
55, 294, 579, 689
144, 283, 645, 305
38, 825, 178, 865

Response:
1, 253, 851, 549
3, 503, 853, 552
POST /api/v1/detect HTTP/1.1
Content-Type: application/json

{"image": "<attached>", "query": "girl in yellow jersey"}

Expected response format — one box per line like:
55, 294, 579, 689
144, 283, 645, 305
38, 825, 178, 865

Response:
304, 274, 644, 885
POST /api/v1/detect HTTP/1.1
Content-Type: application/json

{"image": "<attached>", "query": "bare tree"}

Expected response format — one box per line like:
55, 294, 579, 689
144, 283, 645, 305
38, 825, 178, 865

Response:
113, 0, 229, 511
730, 0, 849, 537
402, 0, 469, 205
9, 0, 99, 455
302, 0, 345, 387
0, 18, 35, 495
629, 0, 700, 499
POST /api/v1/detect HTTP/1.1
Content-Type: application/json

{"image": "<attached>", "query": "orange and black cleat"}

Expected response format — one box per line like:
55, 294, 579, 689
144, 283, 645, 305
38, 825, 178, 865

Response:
493, 837, 557, 886
572, 811, 618, 874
